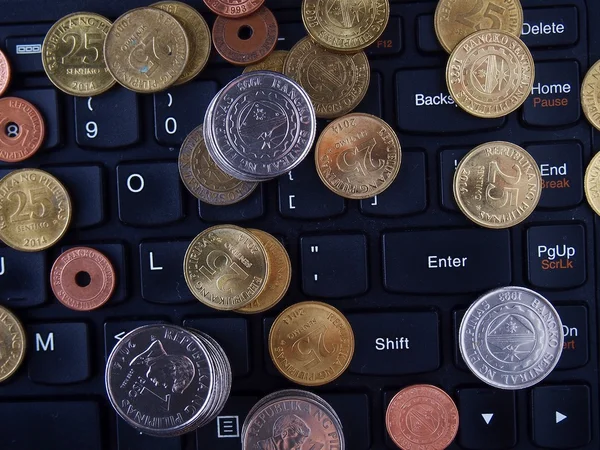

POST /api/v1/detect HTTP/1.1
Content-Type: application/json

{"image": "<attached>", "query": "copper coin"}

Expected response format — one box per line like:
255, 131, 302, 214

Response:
51, 247, 116, 311
0, 49, 11, 96
0, 97, 45, 163
212, 6, 278, 66
386, 385, 459, 450
204, 0, 264, 18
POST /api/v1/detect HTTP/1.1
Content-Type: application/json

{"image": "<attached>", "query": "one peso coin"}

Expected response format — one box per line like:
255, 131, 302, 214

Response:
581, 60, 600, 131
447, 30, 534, 118
0, 169, 72, 252
0, 305, 26, 383
42, 12, 116, 96
0, 97, 45, 163
453, 141, 541, 228
315, 113, 401, 200
584, 151, 600, 216
284, 37, 370, 119
203, 0, 264, 18
243, 50, 289, 74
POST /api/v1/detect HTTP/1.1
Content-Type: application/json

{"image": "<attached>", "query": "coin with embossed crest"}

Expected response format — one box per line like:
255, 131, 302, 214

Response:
435, 0, 523, 53
243, 50, 288, 74
284, 37, 370, 119
447, 30, 534, 118
459, 286, 563, 390
453, 141, 541, 229
204, 0, 264, 18
104, 7, 189, 93
581, 60, 600, 131
0, 305, 26, 383
584, 151, 600, 216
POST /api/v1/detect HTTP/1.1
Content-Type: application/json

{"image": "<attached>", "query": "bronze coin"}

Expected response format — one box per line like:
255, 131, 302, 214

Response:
204, 0, 264, 18
0, 49, 11, 96
212, 6, 278, 66
51, 247, 116, 311
0, 97, 45, 163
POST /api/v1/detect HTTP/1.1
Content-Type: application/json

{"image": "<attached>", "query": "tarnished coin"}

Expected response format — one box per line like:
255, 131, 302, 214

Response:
237, 229, 291, 314
284, 37, 370, 119
243, 50, 288, 74
581, 60, 600, 131
203, 0, 264, 18
0, 97, 45, 163
178, 125, 258, 205
459, 286, 563, 390
183, 225, 269, 310
315, 113, 401, 200
0, 49, 11, 96
386, 385, 459, 450
42, 12, 115, 96
0, 169, 72, 252
302, 0, 390, 53
447, 30, 534, 118
453, 141, 541, 228
212, 6, 278, 66
0, 305, 26, 383
104, 7, 189, 93
584, 151, 600, 215
435, 0, 523, 53
269, 301, 354, 386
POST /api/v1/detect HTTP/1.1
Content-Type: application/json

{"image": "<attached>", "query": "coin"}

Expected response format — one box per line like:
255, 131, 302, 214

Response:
178, 125, 258, 205
0, 97, 45, 163
269, 301, 354, 386
0, 305, 26, 383
243, 49, 288, 74
302, 0, 389, 53
50, 247, 116, 311
386, 385, 459, 450
435, 0, 523, 53
584, 151, 600, 215
315, 113, 401, 200
581, 60, 600, 131
183, 225, 269, 310
447, 30, 534, 118
237, 229, 291, 314
453, 141, 541, 228
42, 12, 116, 96
104, 7, 189, 93
459, 286, 563, 390
0, 169, 72, 252
0, 49, 11, 96
204, 0, 264, 18
212, 6, 278, 66
151, 1, 211, 85
284, 37, 370, 119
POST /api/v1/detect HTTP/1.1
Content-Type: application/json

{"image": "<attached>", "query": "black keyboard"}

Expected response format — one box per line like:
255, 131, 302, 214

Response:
0, 0, 599, 449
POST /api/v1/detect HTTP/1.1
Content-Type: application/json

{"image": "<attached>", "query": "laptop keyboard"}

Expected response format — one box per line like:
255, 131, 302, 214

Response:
0, 0, 598, 449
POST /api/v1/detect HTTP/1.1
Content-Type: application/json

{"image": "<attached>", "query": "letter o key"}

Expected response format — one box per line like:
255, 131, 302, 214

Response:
127, 174, 144, 193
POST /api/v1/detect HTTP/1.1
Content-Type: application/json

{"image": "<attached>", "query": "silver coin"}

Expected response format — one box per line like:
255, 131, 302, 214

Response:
459, 286, 564, 390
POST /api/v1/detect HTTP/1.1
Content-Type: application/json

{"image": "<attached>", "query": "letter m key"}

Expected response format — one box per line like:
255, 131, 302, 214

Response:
35, 332, 54, 352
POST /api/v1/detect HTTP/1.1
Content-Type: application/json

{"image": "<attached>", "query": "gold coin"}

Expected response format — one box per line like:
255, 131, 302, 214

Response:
284, 37, 370, 119
435, 0, 523, 53
237, 229, 291, 314
315, 113, 401, 200
447, 30, 534, 119
179, 125, 258, 205
183, 225, 269, 311
151, 1, 211, 85
243, 50, 288, 74
0, 169, 72, 252
581, 60, 600, 131
302, 0, 389, 53
453, 141, 542, 229
104, 7, 189, 93
0, 305, 26, 383
42, 12, 116, 96
584, 152, 600, 215
268, 301, 354, 386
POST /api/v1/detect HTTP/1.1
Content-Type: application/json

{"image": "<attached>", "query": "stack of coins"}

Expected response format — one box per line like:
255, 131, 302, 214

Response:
106, 324, 232, 437
183, 225, 291, 313
242, 390, 345, 450
0, 305, 26, 383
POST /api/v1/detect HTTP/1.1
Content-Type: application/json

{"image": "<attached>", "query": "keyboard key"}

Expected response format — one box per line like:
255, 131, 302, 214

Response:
522, 61, 580, 127
556, 305, 588, 369
28, 323, 90, 384
277, 23, 306, 50
383, 229, 511, 294
184, 318, 250, 377
457, 388, 517, 449
439, 148, 469, 211
521, 7, 578, 48
453, 309, 468, 371
0, 247, 46, 307
366, 17, 402, 56
104, 320, 167, 360
5, 36, 45, 73
300, 234, 368, 298
417, 14, 443, 53
396, 69, 504, 133
321, 394, 371, 450
154, 81, 218, 146
532, 385, 591, 449
360, 151, 426, 216
199, 184, 264, 222
527, 142, 583, 209
74, 87, 140, 149
262, 317, 279, 375
117, 162, 183, 226
527, 224, 586, 289
13, 89, 61, 149
355, 71, 383, 117
0, 401, 102, 450
347, 312, 439, 375
118, 418, 182, 450
140, 241, 194, 304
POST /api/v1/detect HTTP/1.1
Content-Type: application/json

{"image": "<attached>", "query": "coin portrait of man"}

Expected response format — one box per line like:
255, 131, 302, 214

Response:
255, 414, 312, 450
